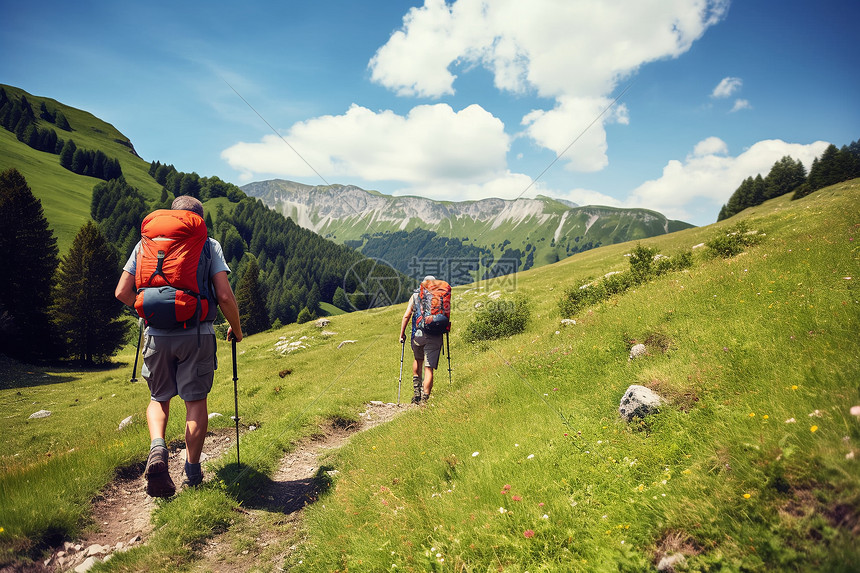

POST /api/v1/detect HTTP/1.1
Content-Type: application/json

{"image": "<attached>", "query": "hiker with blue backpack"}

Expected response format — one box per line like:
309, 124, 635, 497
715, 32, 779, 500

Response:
115, 196, 243, 498
399, 275, 451, 404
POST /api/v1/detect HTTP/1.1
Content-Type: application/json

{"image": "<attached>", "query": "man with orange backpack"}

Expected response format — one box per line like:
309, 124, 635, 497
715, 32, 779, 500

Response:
399, 275, 451, 404
115, 196, 243, 497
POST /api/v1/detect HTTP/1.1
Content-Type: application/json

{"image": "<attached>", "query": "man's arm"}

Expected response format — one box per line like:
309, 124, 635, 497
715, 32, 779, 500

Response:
212, 270, 243, 342
399, 297, 413, 343
115, 270, 137, 308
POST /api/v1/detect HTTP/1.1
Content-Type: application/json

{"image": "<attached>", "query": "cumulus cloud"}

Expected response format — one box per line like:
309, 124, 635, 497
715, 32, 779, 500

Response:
730, 98, 752, 112
556, 188, 623, 208
522, 97, 629, 172
397, 171, 545, 202
625, 138, 830, 223
370, 0, 729, 170
712, 76, 742, 98
221, 103, 510, 184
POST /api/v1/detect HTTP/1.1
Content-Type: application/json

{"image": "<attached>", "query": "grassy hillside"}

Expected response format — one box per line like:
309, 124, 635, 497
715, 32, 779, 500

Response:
0, 181, 857, 571
0, 84, 163, 252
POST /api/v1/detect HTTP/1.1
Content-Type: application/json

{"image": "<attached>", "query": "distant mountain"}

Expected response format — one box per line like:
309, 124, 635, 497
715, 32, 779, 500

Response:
242, 179, 695, 283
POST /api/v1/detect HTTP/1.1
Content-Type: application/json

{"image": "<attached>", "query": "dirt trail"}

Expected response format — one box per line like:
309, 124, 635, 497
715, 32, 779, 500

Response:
44, 402, 408, 572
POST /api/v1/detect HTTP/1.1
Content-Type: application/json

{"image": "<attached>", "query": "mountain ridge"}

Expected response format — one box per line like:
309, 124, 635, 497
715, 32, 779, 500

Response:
242, 178, 695, 279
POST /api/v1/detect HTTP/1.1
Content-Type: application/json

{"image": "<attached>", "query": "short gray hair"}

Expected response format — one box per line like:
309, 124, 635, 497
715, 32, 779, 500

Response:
171, 196, 204, 217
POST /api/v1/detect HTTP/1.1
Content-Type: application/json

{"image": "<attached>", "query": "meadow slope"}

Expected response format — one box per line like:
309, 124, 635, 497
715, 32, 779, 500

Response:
0, 181, 857, 572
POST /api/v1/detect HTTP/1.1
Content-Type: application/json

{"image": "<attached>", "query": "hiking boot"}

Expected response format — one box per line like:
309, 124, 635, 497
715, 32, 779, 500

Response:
183, 461, 203, 488
145, 446, 175, 498
411, 394, 422, 405
420, 393, 430, 405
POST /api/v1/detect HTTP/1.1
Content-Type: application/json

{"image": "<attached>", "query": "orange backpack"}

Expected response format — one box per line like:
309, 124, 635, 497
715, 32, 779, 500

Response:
134, 209, 215, 329
416, 279, 451, 335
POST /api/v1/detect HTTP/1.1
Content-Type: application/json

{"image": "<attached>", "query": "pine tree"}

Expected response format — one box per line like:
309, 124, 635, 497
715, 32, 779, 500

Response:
235, 257, 269, 335
764, 156, 806, 200
52, 221, 127, 363
296, 307, 314, 324
0, 168, 60, 360
55, 110, 71, 131
59, 139, 76, 170
333, 286, 349, 310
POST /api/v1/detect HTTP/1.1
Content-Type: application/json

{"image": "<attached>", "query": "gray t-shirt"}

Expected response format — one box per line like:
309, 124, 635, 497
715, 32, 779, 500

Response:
123, 237, 230, 336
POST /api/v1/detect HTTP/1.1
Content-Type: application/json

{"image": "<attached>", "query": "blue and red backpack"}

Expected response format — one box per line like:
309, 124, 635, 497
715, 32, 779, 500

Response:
133, 209, 216, 330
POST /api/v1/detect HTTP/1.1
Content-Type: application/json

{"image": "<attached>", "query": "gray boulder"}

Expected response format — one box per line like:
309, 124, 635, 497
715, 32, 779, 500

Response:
619, 385, 664, 422
628, 343, 647, 360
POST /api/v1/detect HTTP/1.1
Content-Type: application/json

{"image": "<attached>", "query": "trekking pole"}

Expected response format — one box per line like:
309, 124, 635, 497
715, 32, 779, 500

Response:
130, 318, 143, 382
397, 339, 405, 405
231, 338, 240, 469
446, 331, 452, 385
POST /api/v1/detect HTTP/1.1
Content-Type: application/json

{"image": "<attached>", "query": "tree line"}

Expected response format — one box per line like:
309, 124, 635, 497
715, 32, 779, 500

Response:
0, 168, 125, 363
0, 87, 122, 181
718, 139, 860, 221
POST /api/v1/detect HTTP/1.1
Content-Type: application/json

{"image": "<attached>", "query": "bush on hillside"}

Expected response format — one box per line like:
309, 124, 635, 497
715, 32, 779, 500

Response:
705, 221, 764, 259
463, 294, 530, 343
558, 246, 694, 318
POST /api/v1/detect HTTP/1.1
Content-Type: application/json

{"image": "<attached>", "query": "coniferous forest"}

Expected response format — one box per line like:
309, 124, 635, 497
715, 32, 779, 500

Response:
717, 141, 860, 220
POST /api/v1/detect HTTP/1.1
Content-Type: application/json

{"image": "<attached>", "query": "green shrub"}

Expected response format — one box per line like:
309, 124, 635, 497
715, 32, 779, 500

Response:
559, 247, 694, 318
705, 221, 764, 258
463, 294, 530, 343
603, 271, 634, 295
628, 243, 658, 284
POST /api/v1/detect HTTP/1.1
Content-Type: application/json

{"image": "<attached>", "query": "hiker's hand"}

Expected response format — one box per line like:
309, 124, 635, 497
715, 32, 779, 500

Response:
399, 334, 406, 344
227, 326, 243, 343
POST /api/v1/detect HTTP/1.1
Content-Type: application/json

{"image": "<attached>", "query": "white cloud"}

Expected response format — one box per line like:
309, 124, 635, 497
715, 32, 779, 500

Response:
369, 0, 729, 170
712, 76, 742, 98
625, 138, 830, 223
396, 171, 544, 202
521, 97, 629, 172
221, 103, 510, 183
556, 188, 623, 208
730, 98, 752, 112
692, 136, 729, 157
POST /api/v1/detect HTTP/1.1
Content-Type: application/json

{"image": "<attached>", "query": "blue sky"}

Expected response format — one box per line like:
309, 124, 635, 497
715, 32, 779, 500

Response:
2, 0, 857, 226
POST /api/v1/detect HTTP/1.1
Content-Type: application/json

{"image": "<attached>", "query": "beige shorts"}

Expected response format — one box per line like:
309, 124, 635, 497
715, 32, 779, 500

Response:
411, 331, 443, 369
141, 334, 217, 402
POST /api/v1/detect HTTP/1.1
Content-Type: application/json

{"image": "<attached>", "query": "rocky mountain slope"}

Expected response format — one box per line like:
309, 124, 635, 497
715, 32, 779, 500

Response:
242, 179, 694, 280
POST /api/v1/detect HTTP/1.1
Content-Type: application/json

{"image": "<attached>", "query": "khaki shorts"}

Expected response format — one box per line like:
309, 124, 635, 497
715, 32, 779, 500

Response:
411, 331, 443, 369
141, 334, 217, 402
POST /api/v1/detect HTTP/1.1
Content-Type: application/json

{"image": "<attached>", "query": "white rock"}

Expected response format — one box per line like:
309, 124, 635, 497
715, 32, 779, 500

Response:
657, 553, 687, 572
314, 318, 331, 328
337, 340, 357, 349
488, 290, 502, 300
208, 412, 223, 419
118, 415, 133, 431
629, 344, 647, 360
560, 319, 576, 326
84, 544, 108, 557
619, 385, 664, 422
29, 410, 52, 419
75, 557, 99, 573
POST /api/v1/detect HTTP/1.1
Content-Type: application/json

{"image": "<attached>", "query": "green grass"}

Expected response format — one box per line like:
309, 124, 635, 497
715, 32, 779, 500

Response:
1, 181, 858, 571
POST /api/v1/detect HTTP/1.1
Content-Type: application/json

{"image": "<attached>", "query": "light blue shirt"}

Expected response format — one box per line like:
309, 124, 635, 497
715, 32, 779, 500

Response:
123, 237, 230, 336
